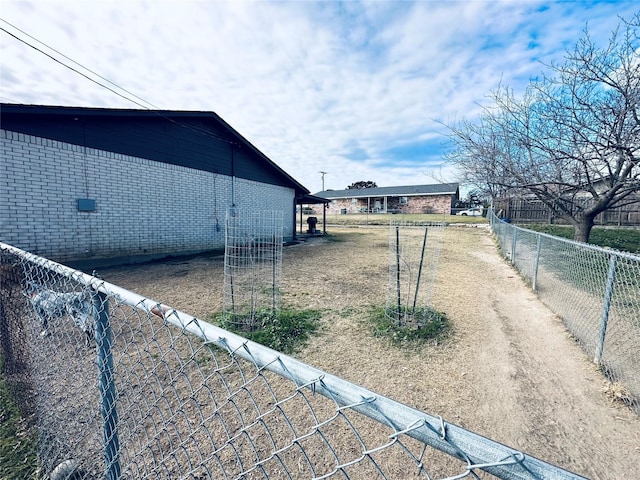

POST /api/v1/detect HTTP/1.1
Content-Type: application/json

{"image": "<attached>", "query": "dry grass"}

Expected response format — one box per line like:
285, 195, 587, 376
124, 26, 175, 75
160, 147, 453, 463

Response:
98, 225, 640, 479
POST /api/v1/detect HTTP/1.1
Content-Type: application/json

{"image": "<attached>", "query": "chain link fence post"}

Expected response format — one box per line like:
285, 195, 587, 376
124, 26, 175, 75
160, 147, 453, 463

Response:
502, 220, 508, 253
532, 235, 542, 291
94, 288, 121, 480
594, 254, 617, 365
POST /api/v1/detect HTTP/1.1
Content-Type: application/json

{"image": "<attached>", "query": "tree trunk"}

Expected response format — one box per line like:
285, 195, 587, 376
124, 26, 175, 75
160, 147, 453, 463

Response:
573, 216, 595, 243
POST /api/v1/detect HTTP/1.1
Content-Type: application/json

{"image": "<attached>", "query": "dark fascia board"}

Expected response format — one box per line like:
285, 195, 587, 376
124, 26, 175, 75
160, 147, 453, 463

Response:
0, 103, 310, 195
315, 183, 460, 199
296, 193, 331, 205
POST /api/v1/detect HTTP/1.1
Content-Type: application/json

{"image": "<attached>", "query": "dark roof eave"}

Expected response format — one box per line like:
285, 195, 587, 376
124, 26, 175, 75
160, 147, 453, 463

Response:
296, 194, 330, 204
0, 103, 311, 195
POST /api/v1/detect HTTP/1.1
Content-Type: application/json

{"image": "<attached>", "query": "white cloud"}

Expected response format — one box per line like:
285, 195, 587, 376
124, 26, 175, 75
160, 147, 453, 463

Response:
1, 0, 638, 193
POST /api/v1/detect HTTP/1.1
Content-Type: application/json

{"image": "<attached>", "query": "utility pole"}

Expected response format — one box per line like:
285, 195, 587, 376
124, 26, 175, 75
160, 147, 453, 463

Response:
319, 171, 327, 191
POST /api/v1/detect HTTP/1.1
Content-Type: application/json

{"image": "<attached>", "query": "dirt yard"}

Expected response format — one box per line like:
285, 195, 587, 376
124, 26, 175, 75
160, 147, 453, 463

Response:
101, 225, 640, 479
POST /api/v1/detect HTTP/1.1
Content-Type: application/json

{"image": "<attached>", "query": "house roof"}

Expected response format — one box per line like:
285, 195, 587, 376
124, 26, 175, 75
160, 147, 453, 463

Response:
0, 103, 310, 196
314, 183, 459, 199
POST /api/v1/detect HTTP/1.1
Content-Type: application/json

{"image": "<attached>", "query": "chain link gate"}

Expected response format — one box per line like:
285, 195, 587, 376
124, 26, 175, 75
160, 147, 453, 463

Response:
0, 242, 586, 480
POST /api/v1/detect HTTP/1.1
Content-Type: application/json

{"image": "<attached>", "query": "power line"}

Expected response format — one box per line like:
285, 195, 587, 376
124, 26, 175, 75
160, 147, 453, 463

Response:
0, 25, 153, 110
0, 18, 158, 110
0, 18, 244, 147
0, 17, 306, 185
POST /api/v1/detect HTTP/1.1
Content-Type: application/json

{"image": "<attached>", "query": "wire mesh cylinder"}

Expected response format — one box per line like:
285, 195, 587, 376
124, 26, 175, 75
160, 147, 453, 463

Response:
223, 209, 283, 331
386, 222, 445, 325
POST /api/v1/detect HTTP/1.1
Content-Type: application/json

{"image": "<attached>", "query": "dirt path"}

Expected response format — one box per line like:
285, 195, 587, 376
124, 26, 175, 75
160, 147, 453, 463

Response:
432, 226, 640, 478
101, 225, 640, 479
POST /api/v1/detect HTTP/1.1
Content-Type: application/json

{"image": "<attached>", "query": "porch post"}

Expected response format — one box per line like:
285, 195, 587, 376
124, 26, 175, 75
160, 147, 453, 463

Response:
323, 203, 327, 234
299, 203, 303, 235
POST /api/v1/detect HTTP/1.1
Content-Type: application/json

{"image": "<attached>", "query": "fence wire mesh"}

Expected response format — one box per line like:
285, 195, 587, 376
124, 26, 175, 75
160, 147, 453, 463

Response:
223, 209, 283, 331
386, 223, 445, 325
0, 242, 586, 480
490, 210, 640, 414
0, 257, 104, 478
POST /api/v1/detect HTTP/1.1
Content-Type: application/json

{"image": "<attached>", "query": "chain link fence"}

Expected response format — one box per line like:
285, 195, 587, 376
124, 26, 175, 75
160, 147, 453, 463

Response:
489, 210, 640, 414
0, 241, 587, 479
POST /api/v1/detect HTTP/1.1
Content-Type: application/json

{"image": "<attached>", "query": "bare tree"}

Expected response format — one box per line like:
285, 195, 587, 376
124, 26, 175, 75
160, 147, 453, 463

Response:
447, 17, 640, 242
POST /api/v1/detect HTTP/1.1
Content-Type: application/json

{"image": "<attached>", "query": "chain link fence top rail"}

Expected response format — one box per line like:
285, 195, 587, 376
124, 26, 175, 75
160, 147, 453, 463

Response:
0, 242, 587, 480
489, 210, 640, 414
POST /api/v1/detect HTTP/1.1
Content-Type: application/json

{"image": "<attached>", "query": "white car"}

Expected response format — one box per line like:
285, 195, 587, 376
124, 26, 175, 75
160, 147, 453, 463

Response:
456, 207, 483, 216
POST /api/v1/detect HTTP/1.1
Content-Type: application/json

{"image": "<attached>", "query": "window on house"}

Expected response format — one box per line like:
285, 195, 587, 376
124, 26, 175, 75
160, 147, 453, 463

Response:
400, 196, 408, 204
351, 198, 358, 205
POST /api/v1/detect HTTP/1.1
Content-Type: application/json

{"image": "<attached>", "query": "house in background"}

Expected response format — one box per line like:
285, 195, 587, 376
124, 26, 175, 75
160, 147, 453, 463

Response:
1, 103, 312, 266
314, 183, 460, 215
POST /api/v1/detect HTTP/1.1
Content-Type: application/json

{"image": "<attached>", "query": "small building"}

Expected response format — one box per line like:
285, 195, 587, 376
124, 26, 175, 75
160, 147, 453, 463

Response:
1, 103, 312, 265
315, 183, 459, 215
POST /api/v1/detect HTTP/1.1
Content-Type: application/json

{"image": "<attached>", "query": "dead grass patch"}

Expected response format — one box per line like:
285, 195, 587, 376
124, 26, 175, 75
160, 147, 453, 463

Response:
94, 225, 640, 479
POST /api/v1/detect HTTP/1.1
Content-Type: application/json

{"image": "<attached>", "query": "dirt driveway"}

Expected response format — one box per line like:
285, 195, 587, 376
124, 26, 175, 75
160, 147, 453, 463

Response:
101, 225, 640, 479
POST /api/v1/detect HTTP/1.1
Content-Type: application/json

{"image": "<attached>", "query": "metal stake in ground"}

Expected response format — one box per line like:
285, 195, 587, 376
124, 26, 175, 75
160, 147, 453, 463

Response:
412, 227, 428, 315
396, 226, 402, 324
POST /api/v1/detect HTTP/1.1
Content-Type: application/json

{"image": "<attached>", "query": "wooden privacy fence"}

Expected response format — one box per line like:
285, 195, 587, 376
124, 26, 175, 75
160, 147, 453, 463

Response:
494, 198, 640, 226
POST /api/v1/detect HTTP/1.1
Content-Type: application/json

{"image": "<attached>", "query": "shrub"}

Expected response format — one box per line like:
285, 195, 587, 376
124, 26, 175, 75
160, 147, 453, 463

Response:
368, 306, 450, 346
211, 308, 322, 354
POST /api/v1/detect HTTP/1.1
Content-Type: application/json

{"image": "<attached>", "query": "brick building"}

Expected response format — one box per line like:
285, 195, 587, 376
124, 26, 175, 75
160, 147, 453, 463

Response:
315, 183, 459, 215
0, 104, 311, 265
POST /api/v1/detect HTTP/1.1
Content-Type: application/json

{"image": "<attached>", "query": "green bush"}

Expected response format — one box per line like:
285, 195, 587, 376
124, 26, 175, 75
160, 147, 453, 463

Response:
367, 306, 451, 346
211, 308, 322, 354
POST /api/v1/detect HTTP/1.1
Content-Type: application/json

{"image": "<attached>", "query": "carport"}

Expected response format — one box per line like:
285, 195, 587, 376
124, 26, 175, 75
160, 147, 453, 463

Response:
295, 194, 330, 236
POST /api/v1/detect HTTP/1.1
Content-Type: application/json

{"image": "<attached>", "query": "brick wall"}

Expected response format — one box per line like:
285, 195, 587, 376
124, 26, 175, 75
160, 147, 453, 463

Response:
325, 194, 453, 215
0, 129, 294, 264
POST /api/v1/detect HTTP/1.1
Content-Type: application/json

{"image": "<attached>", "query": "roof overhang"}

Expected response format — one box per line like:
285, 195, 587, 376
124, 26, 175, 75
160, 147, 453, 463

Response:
1, 103, 311, 196
296, 194, 330, 205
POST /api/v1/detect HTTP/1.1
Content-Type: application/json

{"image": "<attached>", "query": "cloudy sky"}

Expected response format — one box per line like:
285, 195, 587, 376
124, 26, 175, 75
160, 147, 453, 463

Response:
1, 1, 638, 194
